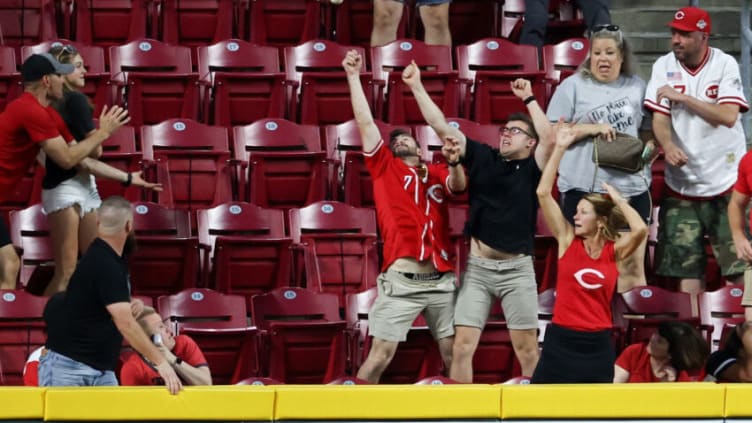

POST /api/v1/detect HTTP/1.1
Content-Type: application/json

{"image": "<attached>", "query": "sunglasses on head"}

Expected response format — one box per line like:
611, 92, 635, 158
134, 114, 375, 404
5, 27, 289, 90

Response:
593, 24, 620, 32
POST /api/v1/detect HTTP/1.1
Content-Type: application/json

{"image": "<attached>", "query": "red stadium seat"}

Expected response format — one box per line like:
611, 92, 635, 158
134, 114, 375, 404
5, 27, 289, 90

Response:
0, 46, 22, 113
327, 376, 370, 384
537, 288, 556, 344
9, 205, 53, 292
541, 37, 588, 101
158, 288, 256, 384
448, 206, 468, 280
129, 202, 200, 299
197, 202, 293, 296
73, 0, 151, 50
345, 287, 443, 383
250, 287, 347, 383
414, 118, 500, 164
370, 39, 462, 125
414, 375, 458, 384
288, 201, 379, 303
456, 38, 546, 124
500, 0, 585, 45
534, 209, 557, 292
95, 126, 143, 201
233, 118, 327, 209
698, 286, 746, 351
22, 40, 113, 115
472, 301, 522, 383
141, 119, 233, 212
334, 0, 408, 47
0, 290, 48, 385
0, 0, 57, 53
0, 165, 42, 234
197, 40, 286, 127
235, 376, 282, 385
109, 39, 200, 127
324, 118, 408, 206
246, 0, 322, 47
413, 0, 503, 46
283, 40, 374, 125
159, 0, 234, 49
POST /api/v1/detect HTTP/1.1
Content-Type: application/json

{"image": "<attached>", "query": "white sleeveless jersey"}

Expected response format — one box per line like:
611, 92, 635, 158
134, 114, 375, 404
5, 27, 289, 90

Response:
644, 47, 748, 197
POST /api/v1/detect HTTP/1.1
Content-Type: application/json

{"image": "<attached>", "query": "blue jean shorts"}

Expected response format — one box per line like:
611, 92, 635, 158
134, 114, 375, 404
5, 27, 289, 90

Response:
39, 349, 118, 387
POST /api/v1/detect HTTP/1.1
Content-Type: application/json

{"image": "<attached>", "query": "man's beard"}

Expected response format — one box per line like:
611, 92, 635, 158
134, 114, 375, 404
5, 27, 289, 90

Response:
392, 147, 419, 158
123, 231, 137, 258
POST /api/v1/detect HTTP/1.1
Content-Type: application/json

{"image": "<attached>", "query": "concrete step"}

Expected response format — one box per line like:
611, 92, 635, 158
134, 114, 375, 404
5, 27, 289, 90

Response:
611, 7, 740, 36
627, 32, 740, 54
611, 0, 740, 8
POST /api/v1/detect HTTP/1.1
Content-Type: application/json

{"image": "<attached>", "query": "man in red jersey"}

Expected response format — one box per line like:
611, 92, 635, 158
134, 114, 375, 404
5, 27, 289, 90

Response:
0, 53, 129, 289
343, 50, 464, 383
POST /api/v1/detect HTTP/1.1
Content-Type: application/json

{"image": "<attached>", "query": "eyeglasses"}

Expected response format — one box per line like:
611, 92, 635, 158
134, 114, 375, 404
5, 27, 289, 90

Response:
501, 126, 533, 138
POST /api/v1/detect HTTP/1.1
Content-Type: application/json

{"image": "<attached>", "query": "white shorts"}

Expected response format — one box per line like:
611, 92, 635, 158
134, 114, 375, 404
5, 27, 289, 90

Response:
42, 173, 102, 217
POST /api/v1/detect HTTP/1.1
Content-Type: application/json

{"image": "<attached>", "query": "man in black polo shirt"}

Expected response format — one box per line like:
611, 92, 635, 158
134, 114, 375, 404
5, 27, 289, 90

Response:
402, 62, 554, 382
39, 196, 182, 394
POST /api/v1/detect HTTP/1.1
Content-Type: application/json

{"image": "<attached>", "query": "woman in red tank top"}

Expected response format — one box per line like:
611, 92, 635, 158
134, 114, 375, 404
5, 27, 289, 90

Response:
531, 122, 648, 383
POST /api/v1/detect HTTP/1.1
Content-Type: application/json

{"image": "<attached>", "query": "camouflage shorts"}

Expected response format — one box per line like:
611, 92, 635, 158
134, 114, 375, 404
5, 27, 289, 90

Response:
654, 193, 746, 279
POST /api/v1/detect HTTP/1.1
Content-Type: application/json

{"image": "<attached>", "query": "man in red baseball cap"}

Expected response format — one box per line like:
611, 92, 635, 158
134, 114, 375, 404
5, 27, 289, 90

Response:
644, 6, 749, 299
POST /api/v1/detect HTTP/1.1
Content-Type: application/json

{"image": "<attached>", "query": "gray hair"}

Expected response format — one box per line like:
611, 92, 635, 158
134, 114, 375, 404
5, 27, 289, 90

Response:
578, 28, 636, 79
98, 196, 133, 235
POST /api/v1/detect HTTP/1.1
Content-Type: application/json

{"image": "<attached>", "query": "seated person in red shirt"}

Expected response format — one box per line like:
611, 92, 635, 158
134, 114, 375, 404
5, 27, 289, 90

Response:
120, 306, 212, 386
706, 321, 752, 382
614, 321, 709, 383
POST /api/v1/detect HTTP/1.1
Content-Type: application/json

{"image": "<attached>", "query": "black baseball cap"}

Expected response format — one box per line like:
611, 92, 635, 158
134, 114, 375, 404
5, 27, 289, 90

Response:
21, 53, 75, 83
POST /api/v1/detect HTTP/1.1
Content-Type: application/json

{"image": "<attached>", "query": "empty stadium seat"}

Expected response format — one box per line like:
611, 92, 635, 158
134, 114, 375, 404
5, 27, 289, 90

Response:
197, 39, 286, 127
109, 39, 200, 127
141, 119, 233, 212
413, 0, 502, 46
0, 46, 22, 113
284, 40, 373, 125
95, 125, 143, 201
129, 202, 200, 299
334, 0, 408, 47
472, 302, 522, 383
158, 288, 257, 384
0, 289, 48, 385
250, 287, 347, 383
413, 118, 500, 164
500, 0, 585, 45
371, 39, 462, 125
246, 0, 322, 47
233, 118, 327, 209
9, 205, 53, 292
698, 286, 746, 351
324, 118, 408, 206
288, 201, 379, 303
456, 37, 545, 124
22, 40, 112, 115
159, 0, 234, 49
541, 37, 588, 101
0, 0, 57, 53
73, 0, 150, 51
197, 202, 293, 296
345, 287, 443, 383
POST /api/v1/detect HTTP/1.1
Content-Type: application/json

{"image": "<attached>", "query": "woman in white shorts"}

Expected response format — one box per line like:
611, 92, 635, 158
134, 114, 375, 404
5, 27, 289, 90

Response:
42, 44, 160, 295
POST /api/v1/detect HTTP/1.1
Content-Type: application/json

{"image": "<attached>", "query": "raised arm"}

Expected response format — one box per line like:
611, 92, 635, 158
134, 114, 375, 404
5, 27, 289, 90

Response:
510, 79, 554, 169
602, 182, 648, 261
343, 50, 381, 152
536, 121, 576, 251
39, 105, 129, 170
77, 158, 162, 192
402, 60, 466, 156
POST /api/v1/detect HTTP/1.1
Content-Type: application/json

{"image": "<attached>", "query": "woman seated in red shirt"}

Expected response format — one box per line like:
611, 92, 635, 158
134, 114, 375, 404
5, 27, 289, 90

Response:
614, 321, 709, 383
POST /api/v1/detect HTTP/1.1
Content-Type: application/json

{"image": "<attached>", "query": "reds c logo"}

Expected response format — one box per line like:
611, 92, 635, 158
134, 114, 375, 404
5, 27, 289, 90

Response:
574, 268, 604, 290
705, 84, 719, 99
427, 184, 445, 203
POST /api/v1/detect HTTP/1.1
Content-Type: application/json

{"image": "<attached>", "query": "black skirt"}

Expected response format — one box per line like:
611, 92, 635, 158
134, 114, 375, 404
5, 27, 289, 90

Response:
531, 323, 615, 384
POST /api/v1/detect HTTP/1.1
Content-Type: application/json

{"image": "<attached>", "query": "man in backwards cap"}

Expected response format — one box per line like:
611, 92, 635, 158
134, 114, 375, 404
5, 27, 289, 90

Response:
0, 53, 130, 289
644, 7, 748, 296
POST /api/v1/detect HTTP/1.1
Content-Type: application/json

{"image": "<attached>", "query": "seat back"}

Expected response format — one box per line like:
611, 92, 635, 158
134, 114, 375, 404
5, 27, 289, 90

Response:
370, 39, 454, 84
324, 119, 406, 206
334, 0, 407, 47
128, 202, 198, 298
283, 40, 371, 125
698, 286, 746, 350
345, 287, 443, 383
414, 118, 500, 164
413, 0, 500, 46
250, 287, 346, 383
9, 205, 53, 292
96, 126, 141, 200
247, 0, 322, 47
74, 0, 150, 47
0, 0, 57, 49
0, 290, 48, 385
197, 202, 293, 296
159, 0, 233, 48
619, 286, 697, 345
541, 37, 588, 86
141, 119, 232, 211
0, 46, 22, 114
158, 288, 248, 330
456, 37, 539, 82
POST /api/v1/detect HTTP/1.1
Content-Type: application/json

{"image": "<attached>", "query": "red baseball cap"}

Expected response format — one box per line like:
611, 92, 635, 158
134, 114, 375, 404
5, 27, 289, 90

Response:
668, 6, 711, 34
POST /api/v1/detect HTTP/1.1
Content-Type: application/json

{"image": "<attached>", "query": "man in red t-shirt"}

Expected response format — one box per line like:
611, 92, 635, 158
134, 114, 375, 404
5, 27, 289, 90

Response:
728, 150, 752, 321
0, 53, 130, 289
344, 50, 464, 383
120, 306, 212, 386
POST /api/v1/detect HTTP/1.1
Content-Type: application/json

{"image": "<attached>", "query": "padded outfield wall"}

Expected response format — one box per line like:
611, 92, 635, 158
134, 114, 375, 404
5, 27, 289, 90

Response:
2, 384, 752, 422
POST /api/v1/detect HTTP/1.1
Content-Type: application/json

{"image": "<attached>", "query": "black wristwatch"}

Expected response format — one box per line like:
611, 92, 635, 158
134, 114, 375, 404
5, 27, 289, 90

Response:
174, 357, 183, 366
447, 161, 461, 167
122, 172, 132, 187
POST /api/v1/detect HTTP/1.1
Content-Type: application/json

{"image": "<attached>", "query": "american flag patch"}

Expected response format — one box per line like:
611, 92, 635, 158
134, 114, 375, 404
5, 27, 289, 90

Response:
667, 71, 682, 81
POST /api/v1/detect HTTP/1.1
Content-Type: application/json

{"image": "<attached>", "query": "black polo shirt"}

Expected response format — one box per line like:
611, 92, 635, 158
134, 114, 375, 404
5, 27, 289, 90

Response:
45, 238, 131, 371
462, 138, 541, 255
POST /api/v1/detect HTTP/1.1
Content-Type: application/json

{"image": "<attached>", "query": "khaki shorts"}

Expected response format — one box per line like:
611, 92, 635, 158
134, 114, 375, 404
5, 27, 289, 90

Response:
368, 269, 456, 343
455, 254, 538, 330
655, 194, 746, 278
743, 265, 752, 307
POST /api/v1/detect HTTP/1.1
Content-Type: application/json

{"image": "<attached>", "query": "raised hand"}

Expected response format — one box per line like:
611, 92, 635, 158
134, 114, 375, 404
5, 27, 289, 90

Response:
510, 78, 533, 100
442, 135, 462, 164
401, 60, 422, 87
342, 50, 363, 76
131, 171, 163, 192
98, 105, 130, 137
553, 119, 576, 148
601, 182, 627, 204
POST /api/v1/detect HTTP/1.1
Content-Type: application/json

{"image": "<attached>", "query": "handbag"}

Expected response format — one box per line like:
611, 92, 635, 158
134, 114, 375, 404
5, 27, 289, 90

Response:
591, 132, 647, 173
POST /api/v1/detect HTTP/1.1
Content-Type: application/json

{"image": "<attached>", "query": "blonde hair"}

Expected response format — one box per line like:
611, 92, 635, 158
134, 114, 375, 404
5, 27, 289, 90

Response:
578, 28, 636, 79
583, 194, 626, 241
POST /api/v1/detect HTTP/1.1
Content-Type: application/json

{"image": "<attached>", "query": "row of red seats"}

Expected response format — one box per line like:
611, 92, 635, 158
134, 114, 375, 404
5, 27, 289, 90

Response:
0, 37, 590, 127
0, 284, 744, 386
3, 0, 584, 52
